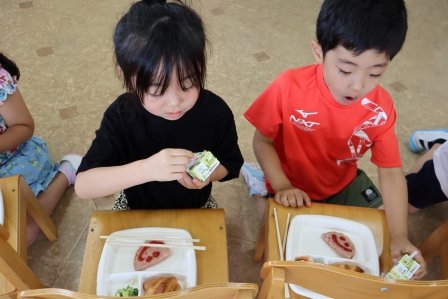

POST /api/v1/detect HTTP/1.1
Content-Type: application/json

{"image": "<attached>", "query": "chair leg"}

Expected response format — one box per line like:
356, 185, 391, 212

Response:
440, 237, 448, 279
254, 209, 267, 262
0, 226, 8, 240
258, 266, 285, 299
19, 177, 57, 241
0, 237, 44, 290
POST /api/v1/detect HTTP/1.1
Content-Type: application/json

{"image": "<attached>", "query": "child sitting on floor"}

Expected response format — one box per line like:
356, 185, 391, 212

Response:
407, 129, 448, 212
0, 52, 81, 245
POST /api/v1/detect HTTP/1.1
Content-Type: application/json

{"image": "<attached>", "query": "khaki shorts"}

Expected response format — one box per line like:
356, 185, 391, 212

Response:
321, 169, 383, 208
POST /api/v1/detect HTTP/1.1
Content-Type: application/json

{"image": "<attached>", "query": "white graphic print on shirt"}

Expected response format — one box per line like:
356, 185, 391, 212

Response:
290, 109, 320, 131
337, 98, 387, 165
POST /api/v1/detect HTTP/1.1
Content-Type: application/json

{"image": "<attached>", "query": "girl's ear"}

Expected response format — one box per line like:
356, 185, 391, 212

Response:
116, 66, 124, 79
311, 41, 324, 64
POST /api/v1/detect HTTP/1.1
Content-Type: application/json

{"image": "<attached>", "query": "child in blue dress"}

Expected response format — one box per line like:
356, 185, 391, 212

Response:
0, 52, 82, 245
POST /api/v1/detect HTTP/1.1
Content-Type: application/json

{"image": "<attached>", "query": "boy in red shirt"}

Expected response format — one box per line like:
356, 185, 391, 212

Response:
244, 0, 426, 278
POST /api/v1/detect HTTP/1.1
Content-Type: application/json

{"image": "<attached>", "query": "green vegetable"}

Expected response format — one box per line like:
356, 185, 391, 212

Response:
115, 285, 138, 297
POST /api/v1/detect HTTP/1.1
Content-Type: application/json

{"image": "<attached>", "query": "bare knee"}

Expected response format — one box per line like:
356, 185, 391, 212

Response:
408, 204, 420, 214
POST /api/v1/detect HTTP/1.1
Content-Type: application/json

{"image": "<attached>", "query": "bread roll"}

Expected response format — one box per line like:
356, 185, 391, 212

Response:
329, 262, 364, 273
143, 275, 181, 295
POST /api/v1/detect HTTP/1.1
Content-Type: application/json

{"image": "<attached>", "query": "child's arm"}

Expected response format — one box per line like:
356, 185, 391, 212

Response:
0, 88, 34, 152
253, 130, 311, 207
378, 166, 427, 279
75, 148, 193, 199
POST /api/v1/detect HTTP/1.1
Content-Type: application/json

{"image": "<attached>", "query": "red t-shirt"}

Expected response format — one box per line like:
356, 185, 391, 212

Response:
244, 64, 401, 200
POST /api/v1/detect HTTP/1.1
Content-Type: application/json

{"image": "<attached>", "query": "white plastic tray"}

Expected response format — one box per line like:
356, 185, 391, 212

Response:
97, 227, 197, 296
285, 215, 379, 298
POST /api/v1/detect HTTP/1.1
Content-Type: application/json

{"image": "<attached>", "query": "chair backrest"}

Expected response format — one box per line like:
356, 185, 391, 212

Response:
17, 283, 259, 299
259, 260, 448, 299
419, 220, 448, 279
0, 175, 57, 297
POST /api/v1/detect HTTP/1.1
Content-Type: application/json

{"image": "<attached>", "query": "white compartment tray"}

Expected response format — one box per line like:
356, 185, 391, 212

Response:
285, 215, 379, 297
97, 227, 197, 296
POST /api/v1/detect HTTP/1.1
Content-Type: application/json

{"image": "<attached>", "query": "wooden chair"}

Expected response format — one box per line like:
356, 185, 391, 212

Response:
0, 175, 58, 298
259, 260, 448, 299
419, 220, 448, 279
17, 283, 259, 299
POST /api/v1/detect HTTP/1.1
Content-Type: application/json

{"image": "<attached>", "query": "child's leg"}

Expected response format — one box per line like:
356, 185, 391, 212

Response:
406, 144, 448, 214
406, 144, 440, 214
27, 172, 69, 245
35, 172, 69, 213
241, 162, 269, 221
325, 169, 382, 208
405, 144, 440, 175
27, 154, 82, 245
254, 197, 268, 221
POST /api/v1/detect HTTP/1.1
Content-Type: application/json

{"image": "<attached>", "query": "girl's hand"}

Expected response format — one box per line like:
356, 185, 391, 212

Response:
274, 187, 311, 208
177, 172, 210, 189
145, 148, 193, 182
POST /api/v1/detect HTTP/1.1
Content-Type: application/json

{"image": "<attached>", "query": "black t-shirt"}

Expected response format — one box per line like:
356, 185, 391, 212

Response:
78, 89, 243, 209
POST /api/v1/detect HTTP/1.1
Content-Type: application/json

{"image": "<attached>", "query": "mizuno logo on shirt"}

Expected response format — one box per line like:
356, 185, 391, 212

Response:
290, 109, 320, 131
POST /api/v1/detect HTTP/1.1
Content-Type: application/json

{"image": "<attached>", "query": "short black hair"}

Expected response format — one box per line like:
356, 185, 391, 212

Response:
113, 0, 207, 101
316, 0, 407, 60
0, 52, 20, 80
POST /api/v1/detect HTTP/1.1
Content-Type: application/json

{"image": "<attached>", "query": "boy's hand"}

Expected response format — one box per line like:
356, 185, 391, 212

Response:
390, 237, 427, 280
146, 148, 193, 181
177, 172, 210, 189
274, 188, 311, 208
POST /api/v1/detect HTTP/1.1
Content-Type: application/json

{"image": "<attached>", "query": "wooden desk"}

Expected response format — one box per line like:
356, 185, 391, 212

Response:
79, 209, 228, 294
265, 200, 392, 298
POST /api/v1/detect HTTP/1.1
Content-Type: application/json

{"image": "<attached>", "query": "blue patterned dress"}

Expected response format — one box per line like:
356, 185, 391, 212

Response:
0, 67, 59, 195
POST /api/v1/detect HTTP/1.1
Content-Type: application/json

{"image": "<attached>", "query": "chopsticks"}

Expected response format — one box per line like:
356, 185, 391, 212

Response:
106, 241, 206, 251
273, 208, 284, 261
100, 235, 200, 243
100, 235, 205, 251
273, 208, 291, 298
282, 213, 291, 257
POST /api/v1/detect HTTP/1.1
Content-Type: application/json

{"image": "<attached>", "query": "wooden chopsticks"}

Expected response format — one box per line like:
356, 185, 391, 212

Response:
100, 235, 206, 251
100, 235, 200, 243
282, 213, 291, 256
273, 208, 291, 298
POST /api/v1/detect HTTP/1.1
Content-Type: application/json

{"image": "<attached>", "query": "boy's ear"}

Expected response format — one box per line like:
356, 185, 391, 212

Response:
311, 41, 324, 63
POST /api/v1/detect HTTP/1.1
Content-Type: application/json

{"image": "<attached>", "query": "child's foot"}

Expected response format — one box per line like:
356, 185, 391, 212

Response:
241, 162, 268, 197
408, 129, 448, 153
58, 154, 82, 186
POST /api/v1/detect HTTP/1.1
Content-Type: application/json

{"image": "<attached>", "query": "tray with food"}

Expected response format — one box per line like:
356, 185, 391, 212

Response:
285, 215, 379, 297
97, 227, 197, 296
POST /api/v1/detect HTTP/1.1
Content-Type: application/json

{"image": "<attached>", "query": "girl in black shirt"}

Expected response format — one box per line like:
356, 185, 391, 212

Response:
75, 0, 243, 209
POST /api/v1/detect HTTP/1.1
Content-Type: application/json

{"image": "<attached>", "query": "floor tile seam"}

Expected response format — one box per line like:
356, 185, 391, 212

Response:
49, 221, 91, 287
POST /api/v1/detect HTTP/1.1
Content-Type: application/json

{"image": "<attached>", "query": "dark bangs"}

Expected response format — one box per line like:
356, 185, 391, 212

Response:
137, 17, 206, 99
